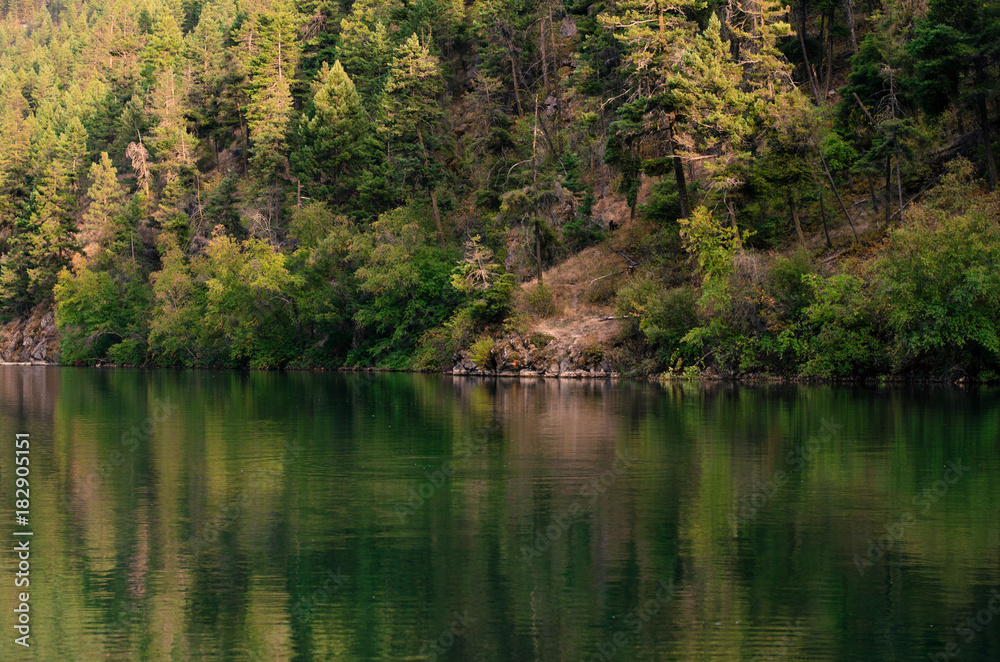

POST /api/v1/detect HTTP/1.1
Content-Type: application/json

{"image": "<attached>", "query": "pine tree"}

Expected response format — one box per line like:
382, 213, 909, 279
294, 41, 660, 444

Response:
292, 60, 383, 218
380, 34, 448, 245
601, 0, 700, 218
144, 14, 198, 185
337, 0, 401, 107
909, 0, 1000, 189
79, 153, 127, 255
234, 0, 303, 179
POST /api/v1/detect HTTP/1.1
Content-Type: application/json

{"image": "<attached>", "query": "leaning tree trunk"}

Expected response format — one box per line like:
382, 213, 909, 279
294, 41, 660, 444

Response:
788, 190, 806, 245
798, 0, 823, 104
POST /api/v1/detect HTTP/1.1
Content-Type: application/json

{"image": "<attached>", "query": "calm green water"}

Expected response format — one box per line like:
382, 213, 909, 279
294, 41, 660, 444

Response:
1, 367, 999, 661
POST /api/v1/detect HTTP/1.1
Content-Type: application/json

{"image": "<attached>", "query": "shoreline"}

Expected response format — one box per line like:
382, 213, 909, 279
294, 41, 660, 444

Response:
0, 362, 992, 386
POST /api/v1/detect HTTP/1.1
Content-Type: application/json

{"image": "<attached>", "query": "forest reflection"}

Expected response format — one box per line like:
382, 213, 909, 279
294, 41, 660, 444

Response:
0, 368, 997, 661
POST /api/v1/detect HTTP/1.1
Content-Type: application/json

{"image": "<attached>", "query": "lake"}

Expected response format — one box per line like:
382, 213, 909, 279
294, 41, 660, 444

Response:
1, 367, 998, 661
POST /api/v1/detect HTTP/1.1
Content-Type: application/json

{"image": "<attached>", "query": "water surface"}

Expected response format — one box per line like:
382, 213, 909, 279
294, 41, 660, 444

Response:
1, 367, 998, 661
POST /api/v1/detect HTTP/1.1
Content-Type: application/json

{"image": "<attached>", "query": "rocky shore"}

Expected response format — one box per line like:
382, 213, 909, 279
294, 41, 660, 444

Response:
0, 305, 59, 363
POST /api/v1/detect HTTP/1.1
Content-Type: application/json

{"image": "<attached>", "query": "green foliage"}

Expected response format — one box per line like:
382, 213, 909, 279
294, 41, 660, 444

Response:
148, 235, 208, 365
529, 332, 554, 348
469, 335, 496, 369
677, 206, 747, 310
0, 0, 997, 381
54, 260, 152, 364
799, 273, 887, 378
349, 207, 459, 366
562, 213, 605, 252
292, 61, 385, 218
616, 277, 700, 366
876, 160, 1000, 376
201, 229, 305, 368
289, 201, 341, 249
525, 282, 557, 317
450, 235, 517, 326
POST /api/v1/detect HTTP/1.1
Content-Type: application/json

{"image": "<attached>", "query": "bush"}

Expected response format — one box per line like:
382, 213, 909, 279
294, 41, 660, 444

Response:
766, 247, 816, 322
875, 159, 1000, 377
615, 278, 701, 366
529, 332, 555, 348
641, 285, 701, 363
800, 274, 888, 378
562, 213, 605, 251
412, 327, 456, 371
526, 283, 558, 317
580, 342, 604, 365
469, 336, 496, 369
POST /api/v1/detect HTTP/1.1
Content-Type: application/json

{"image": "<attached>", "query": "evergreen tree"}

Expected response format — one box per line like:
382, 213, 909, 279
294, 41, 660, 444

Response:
79, 153, 127, 255
292, 60, 384, 219
909, 0, 1000, 188
337, 0, 401, 107
234, 0, 303, 179
144, 14, 198, 186
380, 34, 448, 245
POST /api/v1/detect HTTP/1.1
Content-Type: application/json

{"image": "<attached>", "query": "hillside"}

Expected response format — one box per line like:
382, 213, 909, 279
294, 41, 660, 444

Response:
0, 0, 999, 380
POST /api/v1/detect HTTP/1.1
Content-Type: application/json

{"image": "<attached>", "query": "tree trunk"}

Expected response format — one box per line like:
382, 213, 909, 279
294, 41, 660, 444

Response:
819, 151, 859, 243
788, 190, 806, 245
869, 177, 878, 217
844, 0, 858, 56
417, 126, 445, 247
975, 60, 998, 190
510, 55, 524, 116
824, 8, 833, 97
539, 18, 549, 90
727, 199, 743, 252
429, 188, 444, 248
798, 0, 822, 104
884, 151, 891, 226
535, 220, 544, 284
818, 186, 832, 248
894, 132, 904, 216
819, 9, 827, 96
667, 122, 690, 218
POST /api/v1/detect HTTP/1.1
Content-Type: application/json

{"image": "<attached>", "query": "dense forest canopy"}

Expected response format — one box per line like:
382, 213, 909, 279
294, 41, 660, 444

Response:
1, 0, 999, 379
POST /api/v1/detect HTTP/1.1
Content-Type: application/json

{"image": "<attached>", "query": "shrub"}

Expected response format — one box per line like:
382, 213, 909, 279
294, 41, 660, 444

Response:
469, 336, 496, 369
412, 327, 456, 371
800, 274, 888, 378
526, 283, 558, 317
615, 278, 701, 366
875, 158, 1000, 377
563, 214, 605, 251
529, 332, 555, 348
580, 342, 604, 365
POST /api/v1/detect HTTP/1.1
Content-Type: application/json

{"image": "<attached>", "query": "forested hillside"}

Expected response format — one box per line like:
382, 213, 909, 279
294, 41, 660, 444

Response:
0, 0, 998, 379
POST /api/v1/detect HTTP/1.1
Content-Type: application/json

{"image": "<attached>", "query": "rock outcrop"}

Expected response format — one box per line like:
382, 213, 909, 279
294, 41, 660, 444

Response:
0, 305, 60, 363
449, 322, 618, 378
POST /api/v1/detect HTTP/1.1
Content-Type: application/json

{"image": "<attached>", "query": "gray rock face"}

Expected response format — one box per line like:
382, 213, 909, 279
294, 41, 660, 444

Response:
448, 334, 617, 379
0, 305, 60, 363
